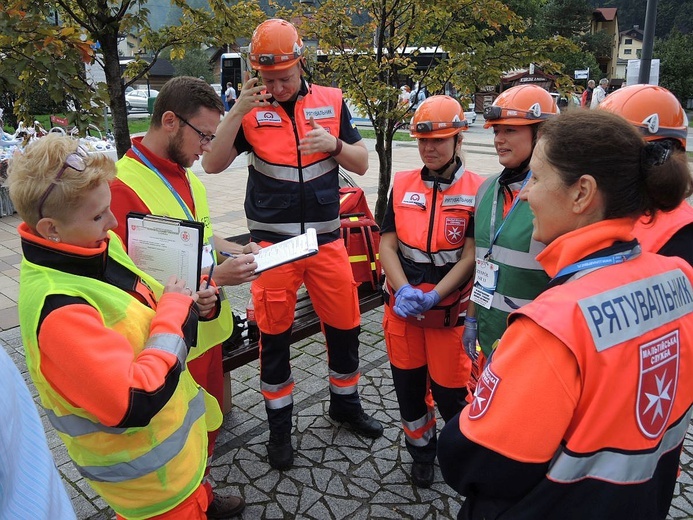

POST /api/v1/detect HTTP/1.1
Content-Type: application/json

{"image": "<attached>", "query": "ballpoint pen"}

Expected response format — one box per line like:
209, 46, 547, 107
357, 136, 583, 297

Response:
219, 251, 238, 259
205, 263, 215, 289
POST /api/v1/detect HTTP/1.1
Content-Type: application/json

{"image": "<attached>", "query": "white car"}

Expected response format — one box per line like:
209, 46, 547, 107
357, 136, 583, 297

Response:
124, 89, 159, 112
464, 110, 477, 125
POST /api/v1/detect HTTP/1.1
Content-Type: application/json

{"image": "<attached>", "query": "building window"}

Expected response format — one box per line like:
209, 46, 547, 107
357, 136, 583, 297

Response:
624, 49, 632, 55
625, 38, 633, 44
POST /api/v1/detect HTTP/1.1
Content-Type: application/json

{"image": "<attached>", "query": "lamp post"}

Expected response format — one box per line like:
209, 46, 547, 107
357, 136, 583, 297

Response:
638, 0, 658, 84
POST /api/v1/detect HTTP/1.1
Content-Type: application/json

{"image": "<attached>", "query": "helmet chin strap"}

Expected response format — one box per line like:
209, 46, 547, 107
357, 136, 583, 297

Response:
430, 134, 461, 178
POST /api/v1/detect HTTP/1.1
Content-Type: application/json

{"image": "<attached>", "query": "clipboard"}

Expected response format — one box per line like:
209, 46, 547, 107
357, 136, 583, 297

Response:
253, 228, 319, 273
126, 212, 204, 290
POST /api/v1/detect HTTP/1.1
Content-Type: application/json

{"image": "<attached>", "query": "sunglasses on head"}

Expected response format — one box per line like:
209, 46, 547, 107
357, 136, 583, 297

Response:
37, 145, 89, 219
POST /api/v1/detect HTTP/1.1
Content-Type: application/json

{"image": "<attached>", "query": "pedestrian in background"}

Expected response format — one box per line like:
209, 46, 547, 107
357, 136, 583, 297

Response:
439, 109, 693, 520
598, 83, 693, 265
380, 95, 483, 488
225, 82, 237, 111
110, 76, 252, 518
202, 18, 382, 471
581, 79, 595, 108
8, 134, 223, 519
589, 78, 609, 109
463, 85, 558, 365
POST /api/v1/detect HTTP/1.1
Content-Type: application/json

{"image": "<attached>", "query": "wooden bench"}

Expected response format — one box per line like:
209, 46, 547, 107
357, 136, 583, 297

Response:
220, 232, 384, 373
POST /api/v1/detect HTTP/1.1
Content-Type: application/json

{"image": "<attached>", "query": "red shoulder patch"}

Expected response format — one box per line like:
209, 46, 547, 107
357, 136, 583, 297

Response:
468, 363, 501, 420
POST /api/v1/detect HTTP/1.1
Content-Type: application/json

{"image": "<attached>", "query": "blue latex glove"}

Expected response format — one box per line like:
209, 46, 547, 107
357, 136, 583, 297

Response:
462, 317, 478, 360
419, 289, 441, 313
393, 284, 426, 318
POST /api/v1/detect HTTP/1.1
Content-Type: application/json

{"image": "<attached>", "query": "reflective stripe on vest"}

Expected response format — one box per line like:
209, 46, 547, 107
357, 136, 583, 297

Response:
116, 156, 233, 356
547, 407, 692, 484
245, 216, 341, 237
77, 390, 206, 483
249, 153, 336, 183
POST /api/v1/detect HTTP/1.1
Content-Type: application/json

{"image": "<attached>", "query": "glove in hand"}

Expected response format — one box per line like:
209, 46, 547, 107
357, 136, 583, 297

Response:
393, 284, 425, 318
419, 289, 441, 313
462, 317, 479, 360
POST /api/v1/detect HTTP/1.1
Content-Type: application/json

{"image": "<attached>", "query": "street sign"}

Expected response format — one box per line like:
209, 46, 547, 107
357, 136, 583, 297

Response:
574, 69, 589, 80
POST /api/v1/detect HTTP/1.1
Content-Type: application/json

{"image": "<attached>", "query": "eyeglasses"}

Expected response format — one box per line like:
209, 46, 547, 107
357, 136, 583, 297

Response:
37, 145, 88, 219
175, 114, 215, 145
483, 105, 551, 122
414, 120, 468, 133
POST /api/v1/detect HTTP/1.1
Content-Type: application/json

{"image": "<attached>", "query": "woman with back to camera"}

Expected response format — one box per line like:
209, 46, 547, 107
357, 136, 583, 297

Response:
380, 95, 484, 488
7, 134, 225, 519
598, 83, 693, 265
438, 109, 693, 519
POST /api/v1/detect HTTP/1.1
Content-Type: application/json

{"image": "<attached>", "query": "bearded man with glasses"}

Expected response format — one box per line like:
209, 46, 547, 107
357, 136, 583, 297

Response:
110, 76, 254, 519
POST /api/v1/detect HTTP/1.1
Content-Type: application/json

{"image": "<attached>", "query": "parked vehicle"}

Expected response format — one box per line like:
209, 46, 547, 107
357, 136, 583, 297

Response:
124, 89, 159, 112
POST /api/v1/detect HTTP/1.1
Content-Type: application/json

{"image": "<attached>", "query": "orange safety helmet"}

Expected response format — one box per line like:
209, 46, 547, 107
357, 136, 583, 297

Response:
598, 84, 687, 148
409, 95, 468, 139
483, 84, 558, 129
248, 19, 305, 72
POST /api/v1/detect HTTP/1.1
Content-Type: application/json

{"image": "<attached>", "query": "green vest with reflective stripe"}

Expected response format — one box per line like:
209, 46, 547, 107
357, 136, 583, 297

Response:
19, 233, 222, 519
474, 175, 549, 356
116, 156, 233, 359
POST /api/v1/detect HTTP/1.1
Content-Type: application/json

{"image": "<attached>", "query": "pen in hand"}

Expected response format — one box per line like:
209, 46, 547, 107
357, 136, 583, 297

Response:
205, 263, 215, 289
219, 251, 238, 259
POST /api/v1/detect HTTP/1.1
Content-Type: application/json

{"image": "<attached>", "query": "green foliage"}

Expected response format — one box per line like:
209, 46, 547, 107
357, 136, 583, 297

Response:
168, 47, 215, 82
655, 30, 693, 103
535, 0, 592, 39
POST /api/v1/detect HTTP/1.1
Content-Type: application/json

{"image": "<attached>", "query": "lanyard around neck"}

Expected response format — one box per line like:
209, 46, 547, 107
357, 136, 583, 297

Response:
486, 171, 531, 259
130, 145, 195, 221
553, 246, 640, 280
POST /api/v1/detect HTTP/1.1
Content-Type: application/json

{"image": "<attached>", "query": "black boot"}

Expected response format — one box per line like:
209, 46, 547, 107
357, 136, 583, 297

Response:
411, 461, 434, 488
267, 432, 293, 470
329, 405, 384, 438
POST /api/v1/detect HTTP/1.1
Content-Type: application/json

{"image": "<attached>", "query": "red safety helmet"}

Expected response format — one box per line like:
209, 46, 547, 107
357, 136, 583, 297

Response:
483, 84, 558, 129
598, 84, 687, 148
248, 19, 305, 72
410, 95, 468, 139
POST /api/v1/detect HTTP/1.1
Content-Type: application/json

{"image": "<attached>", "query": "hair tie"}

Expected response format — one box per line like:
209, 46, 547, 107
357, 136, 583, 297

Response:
641, 141, 672, 168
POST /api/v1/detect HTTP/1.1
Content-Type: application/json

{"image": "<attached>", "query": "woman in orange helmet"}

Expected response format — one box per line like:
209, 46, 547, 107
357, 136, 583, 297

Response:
598, 84, 693, 265
463, 84, 558, 364
380, 95, 484, 488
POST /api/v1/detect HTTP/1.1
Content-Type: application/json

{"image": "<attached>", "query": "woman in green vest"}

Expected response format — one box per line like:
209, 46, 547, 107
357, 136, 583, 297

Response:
7, 134, 227, 519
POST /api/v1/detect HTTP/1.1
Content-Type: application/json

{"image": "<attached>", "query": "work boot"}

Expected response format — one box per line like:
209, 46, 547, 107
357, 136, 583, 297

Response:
328, 406, 384, 439
410, 461, 434, 488
206, 493, 246, 518
267, 432, 293, 470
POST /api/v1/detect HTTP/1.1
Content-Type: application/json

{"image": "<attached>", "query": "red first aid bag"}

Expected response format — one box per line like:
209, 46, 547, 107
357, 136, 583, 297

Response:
339, 187, 382, 289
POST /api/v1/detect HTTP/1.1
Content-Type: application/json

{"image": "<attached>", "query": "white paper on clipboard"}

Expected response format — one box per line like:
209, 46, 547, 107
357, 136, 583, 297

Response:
254, 227, 319, 273
126, 212, 204, 289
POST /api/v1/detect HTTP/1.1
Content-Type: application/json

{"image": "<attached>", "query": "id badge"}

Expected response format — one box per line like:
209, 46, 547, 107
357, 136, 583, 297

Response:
471, 258, 499, 309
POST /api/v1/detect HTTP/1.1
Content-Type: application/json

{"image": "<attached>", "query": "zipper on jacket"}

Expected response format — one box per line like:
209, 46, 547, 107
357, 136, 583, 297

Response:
289, 114, 306, 234
426, 178, 440, 258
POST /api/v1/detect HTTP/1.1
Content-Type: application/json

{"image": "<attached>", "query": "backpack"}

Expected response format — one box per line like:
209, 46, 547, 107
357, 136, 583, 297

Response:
338, 187, 382, 290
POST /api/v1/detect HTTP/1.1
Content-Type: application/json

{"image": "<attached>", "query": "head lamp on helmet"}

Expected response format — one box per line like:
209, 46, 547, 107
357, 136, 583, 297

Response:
598, 84, 687, 149
483, 84, 558, 129
410, 95, 468, 139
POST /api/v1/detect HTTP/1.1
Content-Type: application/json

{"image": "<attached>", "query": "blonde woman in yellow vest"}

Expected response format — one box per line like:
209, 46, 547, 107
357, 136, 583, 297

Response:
8, 134, 228, 519
110, 76, 253, 518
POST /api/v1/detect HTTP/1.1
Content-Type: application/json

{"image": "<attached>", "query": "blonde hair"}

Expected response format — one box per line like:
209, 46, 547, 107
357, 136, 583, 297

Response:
6, 134, 116, 228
